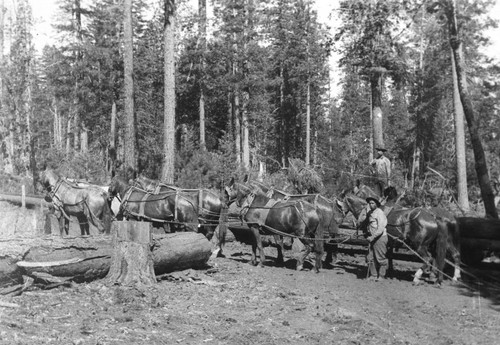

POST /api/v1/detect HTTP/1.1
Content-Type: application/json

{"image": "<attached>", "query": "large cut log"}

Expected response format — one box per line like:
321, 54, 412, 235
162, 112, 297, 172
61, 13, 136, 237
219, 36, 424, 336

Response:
458, 217, 500, 240
107, 221, 156, 286
152, 232, 213, 275
4, 231, 212, 287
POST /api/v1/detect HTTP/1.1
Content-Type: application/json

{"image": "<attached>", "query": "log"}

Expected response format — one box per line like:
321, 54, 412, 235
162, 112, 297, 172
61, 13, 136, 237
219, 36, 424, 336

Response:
0, 193, 50, 208
106, 221, 156, 286
458, 217, 500, 240
152, 232, 213, 275
4, 231, 212, 287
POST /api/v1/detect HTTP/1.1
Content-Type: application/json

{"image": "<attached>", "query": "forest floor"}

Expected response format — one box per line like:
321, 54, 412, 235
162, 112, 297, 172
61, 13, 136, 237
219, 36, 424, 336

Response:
1, 201, 500, 345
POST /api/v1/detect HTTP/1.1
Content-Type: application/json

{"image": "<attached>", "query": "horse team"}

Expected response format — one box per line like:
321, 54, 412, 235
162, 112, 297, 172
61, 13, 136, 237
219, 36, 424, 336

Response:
38, 167, 461, 286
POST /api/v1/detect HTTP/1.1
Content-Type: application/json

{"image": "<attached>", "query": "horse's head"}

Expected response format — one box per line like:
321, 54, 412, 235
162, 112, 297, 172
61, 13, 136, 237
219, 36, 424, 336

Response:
384, 186, 398, 201
37, 169, 59, 194
109, 176, 129, 199
343, 194, 367, 219
224, 178, 252, 207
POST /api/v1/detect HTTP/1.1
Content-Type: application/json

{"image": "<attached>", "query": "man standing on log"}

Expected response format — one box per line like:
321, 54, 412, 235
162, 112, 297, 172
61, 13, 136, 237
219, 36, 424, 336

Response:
371, 147, 391, 198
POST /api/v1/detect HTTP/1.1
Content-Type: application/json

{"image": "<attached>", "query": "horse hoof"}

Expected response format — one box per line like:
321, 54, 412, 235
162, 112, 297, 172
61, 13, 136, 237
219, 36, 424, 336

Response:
296, 265, 303, 271
412, 279, 422, 286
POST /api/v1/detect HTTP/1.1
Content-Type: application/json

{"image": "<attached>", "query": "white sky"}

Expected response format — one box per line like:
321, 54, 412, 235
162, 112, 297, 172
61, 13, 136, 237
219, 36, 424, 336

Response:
26, 0, 500, 94
29, 0, 500, 56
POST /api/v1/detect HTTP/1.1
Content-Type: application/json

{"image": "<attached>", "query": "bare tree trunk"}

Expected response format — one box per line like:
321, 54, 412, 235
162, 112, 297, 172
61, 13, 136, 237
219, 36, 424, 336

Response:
241, 93, 249, 171
72, 0, 82, 152
123, 0, 137, 173
0, 0, 3, 172
161, 0, 176, 184
305, 81, 311, 166
80, 127, 88, 152
370, 72, 384, 150
233, 90, 241, 166
108, 102, 117, 178
198, 0, 206, 150
446, 0, 498, 219
450, 45, 469, 212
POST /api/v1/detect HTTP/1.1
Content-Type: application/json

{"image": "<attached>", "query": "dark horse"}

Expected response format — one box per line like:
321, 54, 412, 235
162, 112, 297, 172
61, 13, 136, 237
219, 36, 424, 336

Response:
247, 179, 344, 266
225, 178, 324, 272
109, 175, 202, 233
342, 192, 450, 285
133, 175, 223, 240
38, 169, 112, 236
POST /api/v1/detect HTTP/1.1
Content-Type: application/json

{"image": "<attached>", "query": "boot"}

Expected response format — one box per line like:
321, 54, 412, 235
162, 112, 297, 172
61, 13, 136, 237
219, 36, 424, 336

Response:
378, 265, 387, 280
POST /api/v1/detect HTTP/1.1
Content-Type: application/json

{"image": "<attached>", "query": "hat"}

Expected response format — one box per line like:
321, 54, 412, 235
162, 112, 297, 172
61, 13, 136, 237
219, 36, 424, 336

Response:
375, 147, 387, 152
366, 197, 381, 207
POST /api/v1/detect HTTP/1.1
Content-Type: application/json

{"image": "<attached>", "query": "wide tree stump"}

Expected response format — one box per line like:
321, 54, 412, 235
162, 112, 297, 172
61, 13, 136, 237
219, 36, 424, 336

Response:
106, 221, 156, 287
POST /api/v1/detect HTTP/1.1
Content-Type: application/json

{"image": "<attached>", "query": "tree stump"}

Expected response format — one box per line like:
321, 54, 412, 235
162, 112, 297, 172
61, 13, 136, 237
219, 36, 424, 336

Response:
106, 221, 156, 287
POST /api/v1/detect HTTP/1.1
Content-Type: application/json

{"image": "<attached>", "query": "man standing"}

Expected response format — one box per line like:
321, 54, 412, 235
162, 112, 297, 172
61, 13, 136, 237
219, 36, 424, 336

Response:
359, 197, 388, 281
371, 147, 391, 197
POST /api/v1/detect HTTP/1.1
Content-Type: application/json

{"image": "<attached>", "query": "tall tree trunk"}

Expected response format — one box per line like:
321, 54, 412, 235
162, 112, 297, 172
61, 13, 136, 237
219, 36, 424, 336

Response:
241, 0, 250, 172
123, 0, 137, 173
161, 0, 176, 183
108, 102, 117, 178
66, 117, 71, 154
0, 0, 3, 172
72, 0, 82, 152
446, 0, 498, 219
370, 72, 384, 150
233, 90, 241, 166
198, 0, 206, 150
450, 46, 469, 212
305, 80, 311, 166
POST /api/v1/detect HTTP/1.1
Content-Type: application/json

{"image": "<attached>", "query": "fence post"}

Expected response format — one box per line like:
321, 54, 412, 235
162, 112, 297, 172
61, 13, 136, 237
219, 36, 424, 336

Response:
21, 185, 26, 209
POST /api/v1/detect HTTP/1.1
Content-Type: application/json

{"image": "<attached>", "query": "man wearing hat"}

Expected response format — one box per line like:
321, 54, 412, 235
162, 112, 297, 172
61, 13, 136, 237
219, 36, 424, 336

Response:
359, 196, 388, 281
371, 147, 391, 197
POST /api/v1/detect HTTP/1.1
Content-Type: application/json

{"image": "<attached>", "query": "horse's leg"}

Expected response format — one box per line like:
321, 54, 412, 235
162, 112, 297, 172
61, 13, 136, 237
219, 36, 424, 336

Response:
58, 215, 66, 237
413, 246, 433, 286
77, 214, 89, 236
274, 235, 284, 266
249, 226, 264, 267
324, 242, 338, 268
450, 249, 461, 283
386, 242, 394, 278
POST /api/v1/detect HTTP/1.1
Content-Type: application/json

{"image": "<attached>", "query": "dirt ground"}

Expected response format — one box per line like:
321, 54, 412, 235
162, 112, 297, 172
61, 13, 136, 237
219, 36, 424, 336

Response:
1, 202, 500, 345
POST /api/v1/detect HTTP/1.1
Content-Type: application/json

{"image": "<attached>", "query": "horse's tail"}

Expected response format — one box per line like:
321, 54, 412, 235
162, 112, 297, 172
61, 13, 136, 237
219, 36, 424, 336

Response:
101, 193, 112, 234
84, 191, 112, 234
217, 205, 228, 249
435, 219, 448, 285
313, 211, 325, 257
444, 217, 461, 281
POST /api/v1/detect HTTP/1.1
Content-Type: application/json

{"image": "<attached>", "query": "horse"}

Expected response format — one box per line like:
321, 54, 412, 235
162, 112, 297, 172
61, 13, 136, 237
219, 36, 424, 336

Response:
65, 178, 121, 216
342, 193, 449, 285
38, 169, 112, 236
133, 175, 224, 241
108, 176, 200, 233
247, 179, 343, 266
225, 178, 324, 272
384, 187, 461, 283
